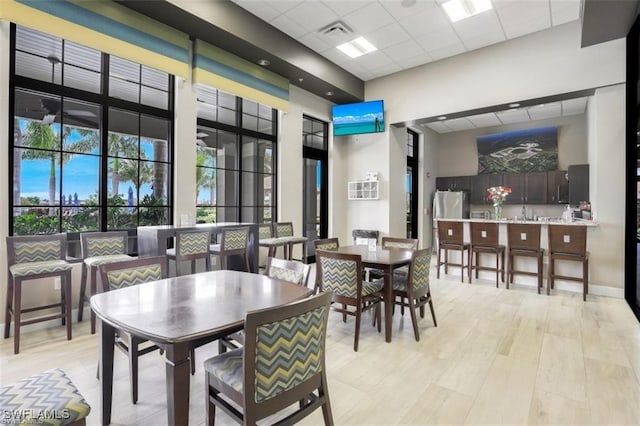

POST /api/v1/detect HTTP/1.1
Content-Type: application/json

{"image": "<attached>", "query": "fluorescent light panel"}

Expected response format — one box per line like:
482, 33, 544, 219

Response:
337, 36, 377, 59
442, 0, 492, 22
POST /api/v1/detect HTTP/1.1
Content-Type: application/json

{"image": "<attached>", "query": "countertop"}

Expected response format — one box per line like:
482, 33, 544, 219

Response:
435, 218, 598, 227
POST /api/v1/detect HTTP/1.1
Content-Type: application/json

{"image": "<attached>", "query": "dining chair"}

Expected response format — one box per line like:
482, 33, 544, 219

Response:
218, 256, 312, 354
99, 255, 174, 404
547, 225, 589, 300
257, 223, 288, 261
167, 229, 212, 276
436, 220, 469, 282
204, 291, 334, 426
275, 222, 308, 262
5, 233, 73, 354
506, 223, 544, 293
469, 222, 505, 287
392, 248, 437, 341
313, 237, 340, 251
0, 368, 91, 426
78, 231, 133, 334
210, 227, 251, 271
316, 250, 383, 351
372, 237, 419, 280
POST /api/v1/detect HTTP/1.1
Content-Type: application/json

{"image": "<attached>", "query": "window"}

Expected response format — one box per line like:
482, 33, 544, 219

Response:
406, 130, 419, 238
10, 25, 173, 236
196, 86, 277, 224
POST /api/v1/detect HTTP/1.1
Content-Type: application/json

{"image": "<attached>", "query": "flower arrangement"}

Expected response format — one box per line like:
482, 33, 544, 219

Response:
487, 186, 512, 206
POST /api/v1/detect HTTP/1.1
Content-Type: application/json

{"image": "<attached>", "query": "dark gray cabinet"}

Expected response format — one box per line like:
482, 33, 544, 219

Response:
470, 174, 503, 204
568, 164, 589, 205
435, 176, 470, 191
503, 172, 547, 204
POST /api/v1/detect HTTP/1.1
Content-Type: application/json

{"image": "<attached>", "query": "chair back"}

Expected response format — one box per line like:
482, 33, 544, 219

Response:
175, 230, 211, 260
470, 222, 500, 248
316, 250, 362, 300
81, 231, 128, 259
408, 248, 432, 294
99, 255, 167, 291
275, 222, 294, 238
7, 233, 67, 266
381, 237, 418, 250
243, 291, 332, 414
548, 225, 587, 257
313, 237, 340, 251
221, 227, 250, 251
352, 229, 379, 245
507, 223, 541, 251
258, 223, 273, 240
265, 257, 311, 287
437, 220, 464, 245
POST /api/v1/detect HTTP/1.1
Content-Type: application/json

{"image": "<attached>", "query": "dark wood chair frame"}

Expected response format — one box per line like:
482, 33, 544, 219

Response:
313, 237, 340, 252
210, 227, 251, 272
380, 237, 419, 250
506, 223, 544, 293
167, 229, 212, 276
258, 223, 288, 260
436, 221, 470, 283
316, 250, 382, 352
547, 225, 589, 301
275, 222, 308, 262
5, 233, 72, 354
205, 291, 334, 426
469, 222, 505, 287
392, 248, 437, 341
77, 231, 131, 335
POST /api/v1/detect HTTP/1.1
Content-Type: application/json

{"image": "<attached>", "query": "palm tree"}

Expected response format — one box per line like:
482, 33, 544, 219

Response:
196, 149, 216, 205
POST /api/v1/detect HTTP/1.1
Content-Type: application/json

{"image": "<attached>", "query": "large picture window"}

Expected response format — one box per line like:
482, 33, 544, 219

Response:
10, 25, 173, 236
196, 86, 276, 224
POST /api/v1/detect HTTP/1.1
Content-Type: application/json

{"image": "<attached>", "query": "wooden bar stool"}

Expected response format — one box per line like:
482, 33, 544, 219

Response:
547, 225, 589, 301
436, 220, 469, 283
507, 223, 544, 293
469, 222, 505, 287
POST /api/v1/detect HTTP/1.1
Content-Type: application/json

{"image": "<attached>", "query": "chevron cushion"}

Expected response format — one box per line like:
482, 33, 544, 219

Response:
315, 241, 338, 250
363, 279, 384, 296
279, 236, 308, 244
268, 265, 304, 285
393, 252, 431, 292
276, 223, 293, 237
222, 229, 248, 250
319, 257, 358, 298
254, 304, 327, 402
258, 225, 272, 239
0, 368, 90, 426
9, 260, 72, 278
85, 236, 125, 257
105, 264, 163, 290
384, 241, 416, 249
178, 232, 209, 255
14, 240, 61, 264
84, 254, 132, 267
204, 348, 243, 395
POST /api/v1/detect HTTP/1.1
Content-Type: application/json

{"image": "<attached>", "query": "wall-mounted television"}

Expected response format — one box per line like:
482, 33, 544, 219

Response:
332, 99, 384, 136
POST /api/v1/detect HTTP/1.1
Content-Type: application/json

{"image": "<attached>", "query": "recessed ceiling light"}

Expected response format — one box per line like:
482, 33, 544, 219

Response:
508, 103, 520, 108
337, 36, 377, 59
442, 0, 493, 23
438, 116, 447, 120
257, 59, 270, 66
325, 91, 334, 96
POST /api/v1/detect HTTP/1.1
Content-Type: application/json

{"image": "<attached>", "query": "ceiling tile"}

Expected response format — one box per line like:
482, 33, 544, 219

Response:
527, 102, 562, 121
364, 23, 411, 50
428, 42, 466, 60
395, 53, 433, 70
453, 11, 505, 50
232, 0, 282, 22
562, 97, 588, 116
497, 108, 531, 124
382, 39, 425, 61
397, 6, 452, 38
467, 113, 502, 128
494, 0, 551, 39
414, 26, 461, 51
381, 0, 438, 20
344, 2, 396, 34
425, 122, 452, 133
355, 50, 395, 68
299, 32, 335, 53
269, 14, 309, 39
550, 0, 581, 26
320, 47, 351, 65
443, 117, 476, 131
323, 0, 370, 16
282, 2, 339, 33
368, 63, 403, 79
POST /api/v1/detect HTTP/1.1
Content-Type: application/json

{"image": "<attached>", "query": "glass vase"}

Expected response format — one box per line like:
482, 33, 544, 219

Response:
494, 204, 502, 220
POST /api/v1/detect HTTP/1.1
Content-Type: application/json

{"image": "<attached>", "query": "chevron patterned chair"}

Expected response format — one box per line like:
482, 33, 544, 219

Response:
98, 255, 171, 404
210, 227, 250, 272
316, 250, 383, 352
369, 237, 419, 281
391, 248, 437, 342
204, 291, 334, 426
0, 368, 91, 425
313, 237, 340, 252
5, 233, 73, 354
167, 229, 212, 276
258, 223, 288, 261
77, 231, 133, 334
274, 222, 308, 262
218, 256, 312, 354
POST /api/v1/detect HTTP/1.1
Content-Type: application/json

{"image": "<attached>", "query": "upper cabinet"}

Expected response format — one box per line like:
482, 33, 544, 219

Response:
470, 174, 503, 204
503, 172, 548, 204
435, 176, 470, 191
568, 164, 589, 205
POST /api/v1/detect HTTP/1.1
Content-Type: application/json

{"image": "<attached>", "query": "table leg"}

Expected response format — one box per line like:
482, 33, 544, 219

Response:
98, 320, 115, 425
384, 267, 392, 342
165, 343, 192, 426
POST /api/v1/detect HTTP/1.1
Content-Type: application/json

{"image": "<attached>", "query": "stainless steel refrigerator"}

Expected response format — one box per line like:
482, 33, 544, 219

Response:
433, 190, 470, 220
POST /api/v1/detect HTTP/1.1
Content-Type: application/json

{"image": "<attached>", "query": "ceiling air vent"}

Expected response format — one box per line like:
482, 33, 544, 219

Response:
319, 21, 353, 41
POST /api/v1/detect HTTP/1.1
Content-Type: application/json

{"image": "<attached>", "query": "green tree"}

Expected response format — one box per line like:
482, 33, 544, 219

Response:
196, 149, 216, 205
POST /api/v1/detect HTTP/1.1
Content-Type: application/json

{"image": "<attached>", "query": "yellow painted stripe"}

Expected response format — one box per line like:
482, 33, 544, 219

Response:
194, 68, 289, 112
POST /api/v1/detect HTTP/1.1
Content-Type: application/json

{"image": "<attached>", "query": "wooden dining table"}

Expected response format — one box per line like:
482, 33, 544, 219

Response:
331, 245, 413, 343
90, 270, 312, 426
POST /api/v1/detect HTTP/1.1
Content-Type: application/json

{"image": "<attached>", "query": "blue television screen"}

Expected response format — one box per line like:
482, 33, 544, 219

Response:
332, 99, 384, 136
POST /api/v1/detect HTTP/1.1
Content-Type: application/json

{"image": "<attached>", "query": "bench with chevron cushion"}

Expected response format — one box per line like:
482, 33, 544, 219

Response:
0, 368, 91, 425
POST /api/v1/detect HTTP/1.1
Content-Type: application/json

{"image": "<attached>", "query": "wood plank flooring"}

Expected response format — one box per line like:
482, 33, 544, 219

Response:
1, 268, 639, 425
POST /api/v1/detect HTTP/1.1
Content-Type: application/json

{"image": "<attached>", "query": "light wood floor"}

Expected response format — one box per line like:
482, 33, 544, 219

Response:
1, 269, 639, 425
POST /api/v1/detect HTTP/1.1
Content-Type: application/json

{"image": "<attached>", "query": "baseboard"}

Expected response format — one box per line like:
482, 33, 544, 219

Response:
1, 307, 92, 337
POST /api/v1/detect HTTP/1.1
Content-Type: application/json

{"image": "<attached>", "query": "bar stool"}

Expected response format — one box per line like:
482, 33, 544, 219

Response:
469, 222, 505, 287
436, 220, 469, 282
275, 222, 308, 262
210, 227, 251, 271
167, 229, 212, 276
547, 225, 589, 301
506, 223, 544, 293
